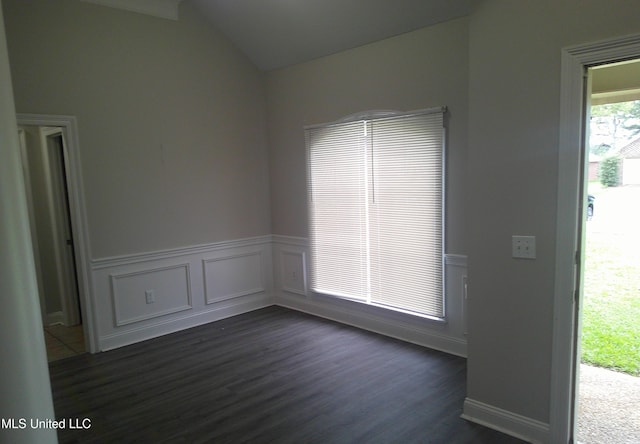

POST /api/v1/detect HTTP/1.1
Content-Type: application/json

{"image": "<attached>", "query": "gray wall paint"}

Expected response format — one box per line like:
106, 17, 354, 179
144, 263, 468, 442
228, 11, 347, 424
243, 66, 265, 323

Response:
0, 0, 57, 440
267, 18, 469, 255
3, 0, 271, 258
467, 0, 640, 424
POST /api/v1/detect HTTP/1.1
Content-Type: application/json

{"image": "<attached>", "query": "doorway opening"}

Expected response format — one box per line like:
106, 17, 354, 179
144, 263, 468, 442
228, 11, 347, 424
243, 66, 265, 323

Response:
552, 34, 640, 444
16, 114, 97, 357
18, 124, 86, 361
576, 60, 640, 444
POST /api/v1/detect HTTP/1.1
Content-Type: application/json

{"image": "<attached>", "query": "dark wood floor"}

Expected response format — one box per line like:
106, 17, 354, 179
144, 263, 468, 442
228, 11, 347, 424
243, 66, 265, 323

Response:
49, 306, 525, 443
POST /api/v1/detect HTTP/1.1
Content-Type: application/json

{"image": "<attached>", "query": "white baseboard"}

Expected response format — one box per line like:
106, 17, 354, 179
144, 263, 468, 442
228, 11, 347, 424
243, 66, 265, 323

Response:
272, 235, 468, 357
46, 311, 64, 326
276, 292, 467, 357
100, 296, 271, 351
461, 397, 549, 444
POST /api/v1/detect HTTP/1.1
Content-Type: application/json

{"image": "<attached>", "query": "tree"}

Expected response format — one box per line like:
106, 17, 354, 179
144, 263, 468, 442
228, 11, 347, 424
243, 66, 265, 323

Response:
590, 100, 640, 152
599, 155, 621, 187
622, 100, 640, 135
592, 143, 612, 156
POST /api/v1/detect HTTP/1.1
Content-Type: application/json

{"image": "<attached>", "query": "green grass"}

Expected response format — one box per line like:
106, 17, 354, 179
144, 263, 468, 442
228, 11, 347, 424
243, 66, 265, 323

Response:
581, 230, 640, 376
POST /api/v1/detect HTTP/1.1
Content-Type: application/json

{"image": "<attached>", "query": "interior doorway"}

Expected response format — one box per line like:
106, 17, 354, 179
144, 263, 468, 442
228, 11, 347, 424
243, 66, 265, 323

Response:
18, 124, 86, 361
18, 125, 80, 326
16, 113, 97, 357
576, 61, 640, 444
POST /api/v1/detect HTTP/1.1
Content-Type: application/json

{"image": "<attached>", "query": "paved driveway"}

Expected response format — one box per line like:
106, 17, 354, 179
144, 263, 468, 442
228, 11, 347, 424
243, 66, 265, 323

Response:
578, 364, 640, 444
588, 184, 640, 236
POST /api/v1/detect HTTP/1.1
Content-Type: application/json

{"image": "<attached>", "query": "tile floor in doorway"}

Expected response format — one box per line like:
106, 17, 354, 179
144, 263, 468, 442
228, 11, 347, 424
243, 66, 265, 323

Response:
44, 324, 85, 362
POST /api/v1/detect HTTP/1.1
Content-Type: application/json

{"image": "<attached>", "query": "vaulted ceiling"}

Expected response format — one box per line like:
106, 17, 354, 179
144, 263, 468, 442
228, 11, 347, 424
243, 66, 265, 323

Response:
189, 0, 479, 71
81, 0, 479, 71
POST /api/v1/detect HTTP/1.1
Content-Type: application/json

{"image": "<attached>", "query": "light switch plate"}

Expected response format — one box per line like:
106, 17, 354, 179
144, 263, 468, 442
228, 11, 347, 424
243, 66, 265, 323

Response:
512, 235, 536, 259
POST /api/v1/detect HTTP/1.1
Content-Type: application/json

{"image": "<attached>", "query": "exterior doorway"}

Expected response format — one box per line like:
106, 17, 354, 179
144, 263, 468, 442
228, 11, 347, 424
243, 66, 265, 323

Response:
552, 34, 640, 444
576, 61, 640, 443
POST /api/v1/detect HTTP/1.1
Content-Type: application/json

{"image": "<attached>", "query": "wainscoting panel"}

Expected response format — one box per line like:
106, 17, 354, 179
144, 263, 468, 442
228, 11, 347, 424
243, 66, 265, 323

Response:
271, 235, 468, 357
110, 263, 192, 326
203, 251, 265, 304
91, 236, 273, 351
279, 248, 307, 296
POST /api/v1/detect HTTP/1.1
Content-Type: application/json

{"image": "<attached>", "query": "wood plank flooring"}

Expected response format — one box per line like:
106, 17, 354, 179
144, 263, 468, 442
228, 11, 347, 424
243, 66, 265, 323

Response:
49, 306, 525, 443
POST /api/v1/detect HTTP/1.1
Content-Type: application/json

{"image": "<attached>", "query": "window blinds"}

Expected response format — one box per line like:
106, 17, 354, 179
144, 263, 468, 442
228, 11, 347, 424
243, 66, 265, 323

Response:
306, 109, 445, 319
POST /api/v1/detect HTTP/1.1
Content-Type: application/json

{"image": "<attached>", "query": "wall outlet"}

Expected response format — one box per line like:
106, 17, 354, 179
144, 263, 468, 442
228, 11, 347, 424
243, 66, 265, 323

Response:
512, 235, 536, 259
145, 289, 155, 304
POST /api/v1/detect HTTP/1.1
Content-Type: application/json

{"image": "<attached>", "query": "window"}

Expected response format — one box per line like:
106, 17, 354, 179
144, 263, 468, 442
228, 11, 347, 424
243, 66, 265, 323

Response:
305, 108, 445, 319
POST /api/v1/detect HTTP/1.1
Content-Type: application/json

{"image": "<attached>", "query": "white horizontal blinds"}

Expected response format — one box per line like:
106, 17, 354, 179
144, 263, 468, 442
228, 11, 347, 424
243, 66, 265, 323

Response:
306, 121, 368, 300
306, 108, 445, 318
368, 112, 444, 317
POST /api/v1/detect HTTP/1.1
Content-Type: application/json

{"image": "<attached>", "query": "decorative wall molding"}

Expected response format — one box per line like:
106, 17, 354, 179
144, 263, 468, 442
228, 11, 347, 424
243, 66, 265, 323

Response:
81, 0, 183, 20
91, 235, 273, 350
203, 251, 265, 304
271, 234, 308, 247
99, 295, 270, 351
445, 253, 467, 267
110, 263, 192, 326
92, 234, 467, 355
462, 398, 549, 444
279, 249, 307, 296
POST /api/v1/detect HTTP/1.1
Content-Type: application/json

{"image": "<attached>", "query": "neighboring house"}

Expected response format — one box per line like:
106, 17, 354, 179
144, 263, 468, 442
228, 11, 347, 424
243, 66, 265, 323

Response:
589, 153, 602, 181
618, 137, 640, 185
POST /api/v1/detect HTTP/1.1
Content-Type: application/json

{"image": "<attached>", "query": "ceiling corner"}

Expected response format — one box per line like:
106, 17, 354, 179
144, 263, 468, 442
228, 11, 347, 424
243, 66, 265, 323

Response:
80, 0, 184, 21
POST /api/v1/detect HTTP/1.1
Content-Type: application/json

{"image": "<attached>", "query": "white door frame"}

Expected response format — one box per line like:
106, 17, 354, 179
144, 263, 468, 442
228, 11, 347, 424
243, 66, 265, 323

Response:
17, 113, 98, 353
551, 34, 640, 443
17, 126, 48, 325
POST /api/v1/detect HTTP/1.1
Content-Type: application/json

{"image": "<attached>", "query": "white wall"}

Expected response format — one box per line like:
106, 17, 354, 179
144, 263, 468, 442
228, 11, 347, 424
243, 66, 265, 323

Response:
623, 158, 640, 184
